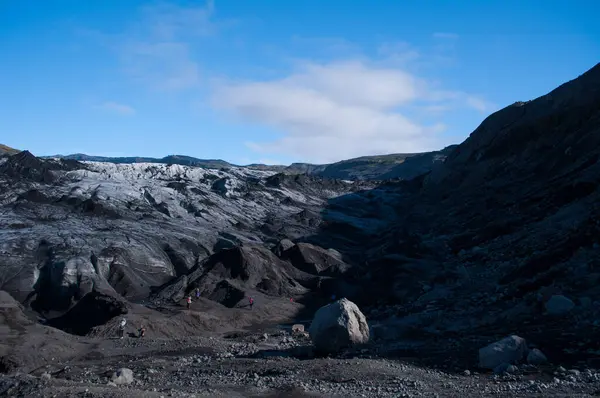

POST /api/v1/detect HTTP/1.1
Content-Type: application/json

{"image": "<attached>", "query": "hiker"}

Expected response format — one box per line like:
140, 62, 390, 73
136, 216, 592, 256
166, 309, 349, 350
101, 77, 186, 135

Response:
195, 287, 200, 299
119, 317, 127, 339
138, 325, 146, 338
249, 296, 254, 310
186, 295, 192, 310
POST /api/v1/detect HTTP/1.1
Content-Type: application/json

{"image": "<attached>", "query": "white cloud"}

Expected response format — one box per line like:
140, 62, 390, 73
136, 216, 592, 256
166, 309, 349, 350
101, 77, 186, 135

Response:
211, 61, 453, 163
94, 101, 136, 115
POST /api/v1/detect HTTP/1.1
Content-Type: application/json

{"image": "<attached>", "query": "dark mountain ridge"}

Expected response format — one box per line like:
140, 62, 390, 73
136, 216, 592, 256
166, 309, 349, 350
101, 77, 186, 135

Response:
307, 62, 600, 364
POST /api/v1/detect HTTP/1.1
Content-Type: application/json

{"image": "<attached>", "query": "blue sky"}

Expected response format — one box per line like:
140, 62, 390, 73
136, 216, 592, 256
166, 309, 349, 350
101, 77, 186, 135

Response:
0, 0, 598, 165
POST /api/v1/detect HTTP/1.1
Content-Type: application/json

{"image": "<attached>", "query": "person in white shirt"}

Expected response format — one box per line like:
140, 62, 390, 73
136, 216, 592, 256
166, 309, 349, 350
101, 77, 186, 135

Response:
119, 318, 127, 339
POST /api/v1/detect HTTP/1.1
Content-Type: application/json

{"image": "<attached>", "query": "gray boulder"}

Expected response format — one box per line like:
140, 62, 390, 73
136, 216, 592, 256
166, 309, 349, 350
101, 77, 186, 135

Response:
478, 335, 528, 370
308, 298, 369, 353
111, 368, 134, 385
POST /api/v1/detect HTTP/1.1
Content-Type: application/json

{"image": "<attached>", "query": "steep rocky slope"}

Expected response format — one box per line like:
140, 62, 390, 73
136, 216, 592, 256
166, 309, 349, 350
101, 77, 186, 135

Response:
310, 62, 600, 365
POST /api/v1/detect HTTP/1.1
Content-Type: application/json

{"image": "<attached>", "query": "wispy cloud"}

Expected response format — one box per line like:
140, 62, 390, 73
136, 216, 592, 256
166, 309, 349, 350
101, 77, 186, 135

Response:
466, 96, 494, 112
85, 1, 221, 91
210, 26, 495, 164
120, 2, 220, 91
290, 35, 360, 57
138, 0, 217, 40
121, 41, 200, 90
377, 41, 421, 66
211, 60, 459, 163
94, 101, 136, 115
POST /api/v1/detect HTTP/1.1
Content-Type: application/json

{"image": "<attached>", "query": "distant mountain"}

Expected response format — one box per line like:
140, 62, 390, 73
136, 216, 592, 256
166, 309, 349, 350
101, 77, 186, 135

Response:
44, 148, 455, 181
47, 153, 233, 170
305, 146, 457, 180
0, 144, 20, 156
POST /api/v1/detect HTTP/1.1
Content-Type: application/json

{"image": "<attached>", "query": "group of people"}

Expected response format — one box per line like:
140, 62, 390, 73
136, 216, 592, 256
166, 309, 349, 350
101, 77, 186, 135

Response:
185, 288, 201, 309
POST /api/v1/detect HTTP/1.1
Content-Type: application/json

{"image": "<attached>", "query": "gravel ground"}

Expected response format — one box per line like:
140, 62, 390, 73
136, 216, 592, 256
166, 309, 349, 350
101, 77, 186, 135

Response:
3, 329, 600, 398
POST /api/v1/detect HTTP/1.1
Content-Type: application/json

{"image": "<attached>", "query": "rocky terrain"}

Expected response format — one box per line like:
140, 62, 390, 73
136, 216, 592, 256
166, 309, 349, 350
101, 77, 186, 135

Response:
1, 63, 600, 397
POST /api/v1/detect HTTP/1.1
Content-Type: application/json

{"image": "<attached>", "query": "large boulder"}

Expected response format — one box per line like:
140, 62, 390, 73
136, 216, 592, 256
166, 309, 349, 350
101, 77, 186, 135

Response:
478, 335, 528, 370
308, 298, 369, 353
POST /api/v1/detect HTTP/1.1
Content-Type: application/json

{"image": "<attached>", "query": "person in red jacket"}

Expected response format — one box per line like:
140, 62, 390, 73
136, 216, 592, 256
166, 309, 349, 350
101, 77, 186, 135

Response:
249, 296, 254, 310
186, 296, 192, 310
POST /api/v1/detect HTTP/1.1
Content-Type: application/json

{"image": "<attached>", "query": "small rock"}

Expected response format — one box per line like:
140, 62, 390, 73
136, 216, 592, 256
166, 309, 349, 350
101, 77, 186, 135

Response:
463, 370, 471, 376
493, 363, 517, 374
40, 372, 51, 380
527, 348, 548, 365
569, 369, 581, 376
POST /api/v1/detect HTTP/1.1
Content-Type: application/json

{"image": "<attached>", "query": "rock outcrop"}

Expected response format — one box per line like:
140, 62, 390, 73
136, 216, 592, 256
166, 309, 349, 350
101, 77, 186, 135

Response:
153, 245, 316, 307
281, 242, 350, 276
